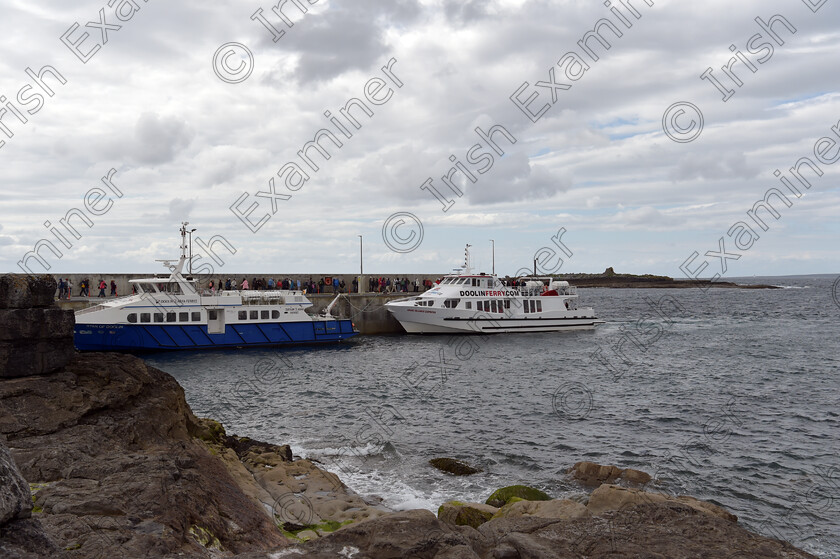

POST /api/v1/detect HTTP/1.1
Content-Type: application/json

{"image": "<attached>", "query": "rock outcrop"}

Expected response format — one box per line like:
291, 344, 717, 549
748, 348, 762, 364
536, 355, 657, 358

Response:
0, 435, 66, 559
429, 457, 482, 476
195, 419, 389, 539
0, 353, 289, 557
272, 498, 818, 559
587, 484, 738, 522
438, 501, 498, 529
493, 498, 590, 521
0, 275, 74, 379
485, 485, 551, 508
568, 460, 652, 487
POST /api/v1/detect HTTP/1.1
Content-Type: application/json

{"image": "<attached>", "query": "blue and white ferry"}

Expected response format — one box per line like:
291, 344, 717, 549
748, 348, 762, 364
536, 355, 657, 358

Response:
73, 229, 357, 351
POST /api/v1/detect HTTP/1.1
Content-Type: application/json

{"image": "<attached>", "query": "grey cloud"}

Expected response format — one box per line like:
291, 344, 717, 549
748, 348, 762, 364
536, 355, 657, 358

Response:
166, 198, 197, 222
671, 152, 759, 181
131, 113, 195, 166
443, 0, 490, 23
263, 0, 422, 84
467, 152, 571, 205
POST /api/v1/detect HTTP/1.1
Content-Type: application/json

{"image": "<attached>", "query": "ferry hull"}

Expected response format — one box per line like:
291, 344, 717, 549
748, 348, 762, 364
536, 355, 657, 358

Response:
387, 305, 597, 334
395, 318, 597, 334
74, 320, 357, 351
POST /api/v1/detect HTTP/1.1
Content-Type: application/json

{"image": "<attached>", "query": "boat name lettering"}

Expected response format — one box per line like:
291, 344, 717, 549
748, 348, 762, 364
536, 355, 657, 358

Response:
459, 290, 515, 297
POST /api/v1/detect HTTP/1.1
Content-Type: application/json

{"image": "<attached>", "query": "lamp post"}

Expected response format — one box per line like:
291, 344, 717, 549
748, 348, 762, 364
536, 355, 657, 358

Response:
188, 227, 196, 275
358, 235, 364, 293
490, 239, 495, 275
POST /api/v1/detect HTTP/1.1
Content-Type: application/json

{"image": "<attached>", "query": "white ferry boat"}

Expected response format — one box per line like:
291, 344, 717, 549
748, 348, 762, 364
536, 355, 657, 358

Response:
385, 247, 599, 334
73, 226, 357, 351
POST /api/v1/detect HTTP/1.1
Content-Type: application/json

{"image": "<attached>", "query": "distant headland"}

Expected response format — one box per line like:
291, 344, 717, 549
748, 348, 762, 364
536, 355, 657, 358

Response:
541, 267, 778, 289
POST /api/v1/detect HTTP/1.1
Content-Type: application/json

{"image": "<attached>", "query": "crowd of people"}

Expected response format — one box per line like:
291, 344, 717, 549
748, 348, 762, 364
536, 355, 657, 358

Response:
56, 275, 443, 299
55, 278, 119, 299
205, 276, 434, 294
367, 277, 429, 293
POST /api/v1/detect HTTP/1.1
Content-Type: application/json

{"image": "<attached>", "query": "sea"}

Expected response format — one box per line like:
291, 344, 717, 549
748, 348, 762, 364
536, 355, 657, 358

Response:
145, 274, 840, 558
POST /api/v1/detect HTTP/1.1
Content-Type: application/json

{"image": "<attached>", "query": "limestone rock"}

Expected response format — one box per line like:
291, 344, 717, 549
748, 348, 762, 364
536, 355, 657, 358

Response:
568, 461, 652, 487
0, 275, 57, 310
0, 353, 288, 558
430, 457, 482, 476
284, 509, 482, 559
485, 485, 551, 508
0, 308, 75, 378
0, 436, 30, 525
586, 484, 738, 522
492, 498, 589, 521
269, 502, 817, 559
621, 467, 652, 485
438, 501, 498, 528
0, 274, 74, 379
0, 436, 65, 559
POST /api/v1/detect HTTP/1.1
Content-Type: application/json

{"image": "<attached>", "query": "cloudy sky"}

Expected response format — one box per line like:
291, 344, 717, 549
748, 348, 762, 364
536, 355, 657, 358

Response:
1, 0, 839, 277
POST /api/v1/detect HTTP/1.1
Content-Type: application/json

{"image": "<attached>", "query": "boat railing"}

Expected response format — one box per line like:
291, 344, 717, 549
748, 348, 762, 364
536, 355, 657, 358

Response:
75, 304, 109, 316
510, 285, 578, 296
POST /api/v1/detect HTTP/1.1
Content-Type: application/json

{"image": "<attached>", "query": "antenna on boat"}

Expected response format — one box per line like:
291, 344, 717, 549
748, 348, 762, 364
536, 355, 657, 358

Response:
179, 222, 189, 260
464, 244, 472, 275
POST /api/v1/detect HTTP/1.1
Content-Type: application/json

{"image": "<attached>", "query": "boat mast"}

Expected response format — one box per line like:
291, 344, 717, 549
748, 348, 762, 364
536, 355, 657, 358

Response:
464, 244, 472, 275
179, 222, 189, 261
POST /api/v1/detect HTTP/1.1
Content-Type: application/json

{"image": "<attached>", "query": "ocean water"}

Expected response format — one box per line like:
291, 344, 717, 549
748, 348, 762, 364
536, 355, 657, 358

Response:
145, 275, 840, 558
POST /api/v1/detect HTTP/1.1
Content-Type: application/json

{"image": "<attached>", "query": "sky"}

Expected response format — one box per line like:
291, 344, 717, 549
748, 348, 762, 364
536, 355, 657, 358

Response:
1, 0, 839, 278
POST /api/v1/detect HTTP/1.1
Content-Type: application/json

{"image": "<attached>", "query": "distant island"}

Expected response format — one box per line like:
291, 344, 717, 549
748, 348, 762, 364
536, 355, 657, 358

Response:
540, 268, 777, 289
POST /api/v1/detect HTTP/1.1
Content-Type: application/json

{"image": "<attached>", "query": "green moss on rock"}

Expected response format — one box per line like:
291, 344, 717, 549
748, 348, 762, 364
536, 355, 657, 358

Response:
438, 501, 497, 529
189, 525, 222, 550
485, 485, 551, 508
192, 418, 227, 445
279, 519, 353, 541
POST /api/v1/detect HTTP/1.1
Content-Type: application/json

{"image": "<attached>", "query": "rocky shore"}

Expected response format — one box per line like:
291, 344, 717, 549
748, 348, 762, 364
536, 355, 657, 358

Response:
0, 275, 815, 558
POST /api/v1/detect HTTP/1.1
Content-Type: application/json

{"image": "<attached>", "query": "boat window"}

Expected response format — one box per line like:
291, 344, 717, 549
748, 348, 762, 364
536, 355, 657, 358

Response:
140, 313, 150, 323
166, 312, 176, 323
536, 300, 542, 312
530, 300, 536, 313
127, 313, 137, 323
179, 312, 189, 322
465, 301, 471, 309
471, 278, 477, 287
238, 311, 247, 320
250, 310, 258, 320
505, 300, 511, 309
524, 300, 530, 314
208, 310, 217, 320
153, 313, 164, 323
272, 310, 280, 319
192, 312, 201, 321
261, 310, 269, 319
491, 300, 497, 313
